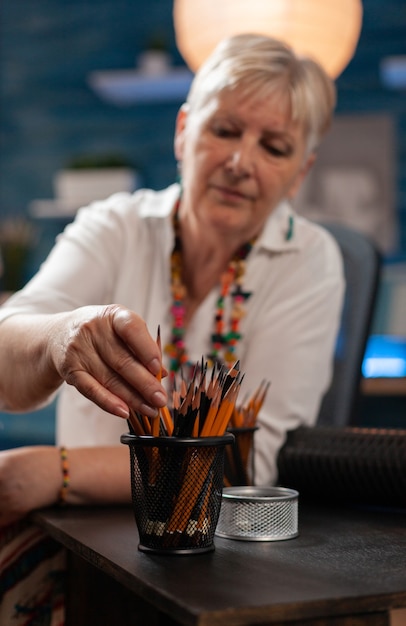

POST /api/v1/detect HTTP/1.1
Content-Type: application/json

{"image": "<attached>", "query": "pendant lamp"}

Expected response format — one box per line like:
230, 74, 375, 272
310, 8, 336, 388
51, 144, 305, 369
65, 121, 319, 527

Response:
173, 0, 363, 78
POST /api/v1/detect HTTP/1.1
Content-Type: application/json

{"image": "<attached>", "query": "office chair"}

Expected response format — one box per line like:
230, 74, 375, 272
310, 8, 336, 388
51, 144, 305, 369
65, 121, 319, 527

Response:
276, 224, 391, 506
316, 222, 382, 427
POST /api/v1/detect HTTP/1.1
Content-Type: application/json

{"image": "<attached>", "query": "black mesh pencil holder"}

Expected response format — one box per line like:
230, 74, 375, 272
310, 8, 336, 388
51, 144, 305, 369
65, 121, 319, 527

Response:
224, 427, 258, 486
277, 426, 406, 508
121, 433, 234, 555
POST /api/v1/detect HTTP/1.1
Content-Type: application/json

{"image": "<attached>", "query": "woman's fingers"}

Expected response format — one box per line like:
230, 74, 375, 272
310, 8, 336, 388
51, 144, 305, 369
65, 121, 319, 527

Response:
67, 366, 165, 419
52, 305, 168, 417
109, 306, 163, 376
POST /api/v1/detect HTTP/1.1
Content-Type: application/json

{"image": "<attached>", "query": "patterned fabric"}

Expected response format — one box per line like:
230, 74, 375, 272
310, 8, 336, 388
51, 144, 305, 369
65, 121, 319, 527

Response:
0, 518, 66, 626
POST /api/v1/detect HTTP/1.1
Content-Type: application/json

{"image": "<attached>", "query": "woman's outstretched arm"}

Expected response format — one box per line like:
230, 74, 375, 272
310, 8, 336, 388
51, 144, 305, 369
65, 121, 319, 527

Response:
0, 305, 168, 418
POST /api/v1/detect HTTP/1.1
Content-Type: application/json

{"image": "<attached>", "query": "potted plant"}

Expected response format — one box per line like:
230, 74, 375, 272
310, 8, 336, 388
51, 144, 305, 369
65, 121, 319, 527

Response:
0, 217, 38, 293
137, 33, 172, 75
53, 153, 140, 209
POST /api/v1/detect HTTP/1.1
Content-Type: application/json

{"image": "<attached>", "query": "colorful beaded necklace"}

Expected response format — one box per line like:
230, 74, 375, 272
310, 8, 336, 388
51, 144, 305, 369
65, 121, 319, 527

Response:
164, 198, 255, 375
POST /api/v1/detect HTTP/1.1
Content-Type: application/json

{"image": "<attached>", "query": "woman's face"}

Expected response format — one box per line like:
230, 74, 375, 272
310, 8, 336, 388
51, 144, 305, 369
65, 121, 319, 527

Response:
174, 89, 314, 241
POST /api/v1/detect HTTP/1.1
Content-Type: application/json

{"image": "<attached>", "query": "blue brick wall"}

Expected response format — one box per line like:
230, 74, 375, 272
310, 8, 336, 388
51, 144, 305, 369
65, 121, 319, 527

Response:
1, 0, 405, 262
0, 0, 405, 446
0, 0, 182, 220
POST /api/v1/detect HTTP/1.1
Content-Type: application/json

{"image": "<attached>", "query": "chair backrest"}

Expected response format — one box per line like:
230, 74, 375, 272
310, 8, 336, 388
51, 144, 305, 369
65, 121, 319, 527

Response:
316, 222, 381, 427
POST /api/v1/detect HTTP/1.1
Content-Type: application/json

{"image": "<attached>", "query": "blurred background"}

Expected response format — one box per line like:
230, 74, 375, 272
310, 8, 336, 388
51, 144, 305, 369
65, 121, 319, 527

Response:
0, 0, 405, 446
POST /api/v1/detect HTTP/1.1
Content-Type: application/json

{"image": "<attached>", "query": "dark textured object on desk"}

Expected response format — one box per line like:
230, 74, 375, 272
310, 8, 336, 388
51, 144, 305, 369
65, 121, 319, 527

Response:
277, 425, 406, 508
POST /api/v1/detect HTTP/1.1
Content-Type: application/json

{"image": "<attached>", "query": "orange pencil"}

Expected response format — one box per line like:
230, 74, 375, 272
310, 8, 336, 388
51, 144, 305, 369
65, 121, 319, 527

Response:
160, 405, 174, 436
212, 379, 240, 436
254, 380, 271, 413
165, 447, 215, 534
199, 387, 221, 437
141, 414, 152, 435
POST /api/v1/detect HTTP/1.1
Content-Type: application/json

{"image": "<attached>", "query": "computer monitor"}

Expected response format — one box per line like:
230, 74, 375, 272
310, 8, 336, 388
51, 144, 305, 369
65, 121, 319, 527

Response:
362, 335, 406, 378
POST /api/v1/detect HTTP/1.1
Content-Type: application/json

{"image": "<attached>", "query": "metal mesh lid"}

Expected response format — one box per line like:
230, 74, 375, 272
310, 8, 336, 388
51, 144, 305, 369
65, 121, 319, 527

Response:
215, 486, 299, 542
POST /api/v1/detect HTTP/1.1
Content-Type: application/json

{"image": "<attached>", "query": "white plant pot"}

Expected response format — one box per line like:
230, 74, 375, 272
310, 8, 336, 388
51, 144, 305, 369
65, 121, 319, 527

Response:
54, 168, 138, 208
137, 50, 171, 75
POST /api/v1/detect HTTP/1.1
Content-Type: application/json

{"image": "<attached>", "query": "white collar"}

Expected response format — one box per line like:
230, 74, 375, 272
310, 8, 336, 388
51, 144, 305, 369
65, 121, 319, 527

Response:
256, 200, 300, 253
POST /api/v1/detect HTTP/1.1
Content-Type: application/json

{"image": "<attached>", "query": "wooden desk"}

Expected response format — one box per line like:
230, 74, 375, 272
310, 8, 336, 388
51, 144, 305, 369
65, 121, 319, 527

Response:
361, 376, 406, 396
33, 503, 406, 626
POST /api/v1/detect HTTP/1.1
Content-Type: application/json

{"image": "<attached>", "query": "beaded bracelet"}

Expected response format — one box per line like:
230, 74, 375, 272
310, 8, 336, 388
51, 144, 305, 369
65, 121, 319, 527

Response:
59, 446, 70, 505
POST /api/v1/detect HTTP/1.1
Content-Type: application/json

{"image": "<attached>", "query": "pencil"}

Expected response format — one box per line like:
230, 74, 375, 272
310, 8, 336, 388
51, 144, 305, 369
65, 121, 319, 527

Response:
128, 409, 146, 436
151, 326, 163, 437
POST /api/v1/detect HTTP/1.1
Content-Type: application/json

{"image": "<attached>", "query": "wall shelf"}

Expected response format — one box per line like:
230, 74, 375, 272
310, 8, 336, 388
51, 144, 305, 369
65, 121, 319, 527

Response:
380, 55, 406, 90
28, 200, 79, 219
87, 67, 194, 105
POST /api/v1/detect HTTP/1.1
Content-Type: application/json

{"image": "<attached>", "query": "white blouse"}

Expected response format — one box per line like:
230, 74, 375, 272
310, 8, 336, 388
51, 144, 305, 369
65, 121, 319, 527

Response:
0, 183, 345, 485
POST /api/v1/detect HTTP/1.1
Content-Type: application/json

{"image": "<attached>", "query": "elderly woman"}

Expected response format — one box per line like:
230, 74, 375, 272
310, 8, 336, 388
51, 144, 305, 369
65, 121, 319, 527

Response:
0, 33, 344, 526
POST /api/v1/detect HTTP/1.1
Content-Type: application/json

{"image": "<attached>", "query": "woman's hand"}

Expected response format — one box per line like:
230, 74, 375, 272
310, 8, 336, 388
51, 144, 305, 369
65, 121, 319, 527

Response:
0, 446, 61, 527
49, 304, 168, 419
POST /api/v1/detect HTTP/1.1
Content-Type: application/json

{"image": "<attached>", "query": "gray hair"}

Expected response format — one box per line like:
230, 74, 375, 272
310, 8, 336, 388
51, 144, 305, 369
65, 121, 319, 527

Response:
186, 33, 336, 154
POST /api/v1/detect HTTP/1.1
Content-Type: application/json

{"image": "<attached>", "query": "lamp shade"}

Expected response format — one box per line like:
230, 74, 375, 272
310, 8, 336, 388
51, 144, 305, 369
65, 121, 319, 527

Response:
173, 0, 363, 78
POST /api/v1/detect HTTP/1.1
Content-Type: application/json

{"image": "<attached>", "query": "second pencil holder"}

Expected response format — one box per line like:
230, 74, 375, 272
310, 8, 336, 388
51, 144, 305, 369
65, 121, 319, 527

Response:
225, 427, 258, 486
121, 433, 234, 555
